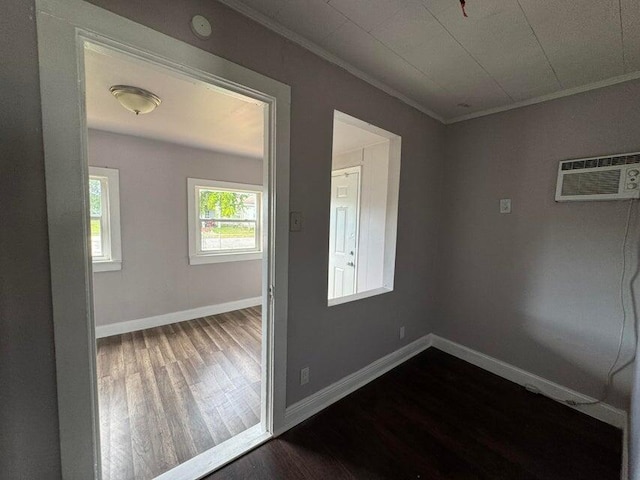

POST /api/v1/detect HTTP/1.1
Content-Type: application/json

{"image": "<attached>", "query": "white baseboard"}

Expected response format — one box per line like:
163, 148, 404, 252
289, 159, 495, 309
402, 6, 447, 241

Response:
95, 296, 262, 338
430, 335, 628, 429
282, 335, 433, 431
282, 333, 628, 434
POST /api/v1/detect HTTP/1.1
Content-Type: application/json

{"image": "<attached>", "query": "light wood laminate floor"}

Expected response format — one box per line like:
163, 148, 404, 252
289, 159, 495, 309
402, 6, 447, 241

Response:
97, 307, 262, 480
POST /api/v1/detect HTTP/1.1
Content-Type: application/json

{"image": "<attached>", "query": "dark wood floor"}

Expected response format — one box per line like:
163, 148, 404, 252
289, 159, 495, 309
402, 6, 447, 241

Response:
97, 307, 262, 480
208, 348, 622, 480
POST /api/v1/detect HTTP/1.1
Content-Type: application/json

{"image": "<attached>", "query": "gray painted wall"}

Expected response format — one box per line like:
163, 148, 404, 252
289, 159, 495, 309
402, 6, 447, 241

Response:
6, 0, 637, 476
89, 130, 262, 326
2, 0, 443, 476
0, 0, 62, 477
81, 0, 445, 407
439, 80, 640, 410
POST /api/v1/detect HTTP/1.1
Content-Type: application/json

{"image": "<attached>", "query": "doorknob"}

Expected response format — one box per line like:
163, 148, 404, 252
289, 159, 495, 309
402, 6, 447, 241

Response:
347, 261, 355, 267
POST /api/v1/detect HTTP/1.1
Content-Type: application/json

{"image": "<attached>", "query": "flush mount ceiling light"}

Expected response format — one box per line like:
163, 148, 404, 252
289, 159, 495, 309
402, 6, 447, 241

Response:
109, 85, 161, 115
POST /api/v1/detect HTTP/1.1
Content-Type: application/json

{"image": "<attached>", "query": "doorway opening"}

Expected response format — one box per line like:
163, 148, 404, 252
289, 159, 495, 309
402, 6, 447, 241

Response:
328, 111, 402, 306
85, 44, 269, 479
36, 1, 290, 478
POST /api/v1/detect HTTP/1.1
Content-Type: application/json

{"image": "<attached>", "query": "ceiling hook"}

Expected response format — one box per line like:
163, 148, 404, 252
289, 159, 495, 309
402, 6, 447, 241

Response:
460, 0, 468, 17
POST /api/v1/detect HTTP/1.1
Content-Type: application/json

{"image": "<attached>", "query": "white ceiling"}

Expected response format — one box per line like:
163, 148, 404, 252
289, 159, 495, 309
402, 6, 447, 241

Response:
333, 118, 388, 154
84, 47, 265, 157
85, 46, 376, 155
222, 0, 640, 122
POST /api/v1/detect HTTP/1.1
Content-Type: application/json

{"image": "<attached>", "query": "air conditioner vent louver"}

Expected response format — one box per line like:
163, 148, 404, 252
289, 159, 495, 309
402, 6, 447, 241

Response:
555, 151, 640, 201
561, 170, 620, 196
561, 154, 640, 171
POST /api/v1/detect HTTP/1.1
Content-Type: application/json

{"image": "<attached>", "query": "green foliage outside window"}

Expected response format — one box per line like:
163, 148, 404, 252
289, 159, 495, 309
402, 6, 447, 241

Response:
199, 190, 249, 219
89, 178, 102, 216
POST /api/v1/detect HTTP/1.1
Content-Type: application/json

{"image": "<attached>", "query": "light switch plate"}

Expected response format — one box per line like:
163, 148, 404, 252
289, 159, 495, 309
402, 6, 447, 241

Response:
500, 199, 512, 214
290, 211, 302, 231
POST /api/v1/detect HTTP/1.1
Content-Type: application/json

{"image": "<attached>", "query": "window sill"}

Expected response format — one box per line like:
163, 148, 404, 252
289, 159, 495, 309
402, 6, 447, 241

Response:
92, 260, 122, 272
328, 286, 393, 307
189, 252, 263, 265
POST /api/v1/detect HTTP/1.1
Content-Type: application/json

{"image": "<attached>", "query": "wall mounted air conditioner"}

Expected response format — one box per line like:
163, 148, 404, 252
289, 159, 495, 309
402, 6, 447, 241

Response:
555, 152, 640, 201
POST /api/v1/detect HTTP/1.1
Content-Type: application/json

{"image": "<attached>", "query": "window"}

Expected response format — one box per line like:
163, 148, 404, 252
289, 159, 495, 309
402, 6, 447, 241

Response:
89, 166, 122, 272
188, 178, 262, 264
327, 111, 401, 306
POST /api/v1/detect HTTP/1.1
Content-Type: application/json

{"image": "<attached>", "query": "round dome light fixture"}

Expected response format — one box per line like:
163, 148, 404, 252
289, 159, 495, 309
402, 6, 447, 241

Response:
109, 85, 161, 115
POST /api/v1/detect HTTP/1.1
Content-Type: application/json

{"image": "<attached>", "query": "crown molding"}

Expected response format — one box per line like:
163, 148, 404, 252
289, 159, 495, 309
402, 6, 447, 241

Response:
219, 0, 640, 127
217, 0, 445, 123
445, 70, 640, 124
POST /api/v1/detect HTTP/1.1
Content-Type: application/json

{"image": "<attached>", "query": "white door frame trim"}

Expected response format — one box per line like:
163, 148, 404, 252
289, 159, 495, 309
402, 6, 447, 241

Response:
35, 1, 290, 478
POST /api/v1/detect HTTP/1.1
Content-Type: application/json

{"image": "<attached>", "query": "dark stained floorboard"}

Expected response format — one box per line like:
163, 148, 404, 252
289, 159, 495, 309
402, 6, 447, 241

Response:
207, 348, 622, 480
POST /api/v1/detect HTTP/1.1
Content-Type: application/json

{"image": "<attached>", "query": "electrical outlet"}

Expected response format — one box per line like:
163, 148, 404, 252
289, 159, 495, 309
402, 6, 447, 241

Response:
300, 366, 309, 385
399, 326, 405, 339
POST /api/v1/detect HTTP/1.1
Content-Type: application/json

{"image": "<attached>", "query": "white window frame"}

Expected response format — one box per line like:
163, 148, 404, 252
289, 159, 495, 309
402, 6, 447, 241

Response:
89, 166, 121, 272
188, 178, 263, 265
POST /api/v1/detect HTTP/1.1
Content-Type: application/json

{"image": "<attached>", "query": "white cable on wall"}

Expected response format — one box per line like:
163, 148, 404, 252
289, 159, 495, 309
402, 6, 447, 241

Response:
526, 199, 639, 407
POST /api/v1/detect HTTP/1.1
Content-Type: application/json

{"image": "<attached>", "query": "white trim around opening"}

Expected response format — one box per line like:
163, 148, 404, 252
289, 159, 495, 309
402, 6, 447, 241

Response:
35, 1, 290, 479
328, 111, 401, 307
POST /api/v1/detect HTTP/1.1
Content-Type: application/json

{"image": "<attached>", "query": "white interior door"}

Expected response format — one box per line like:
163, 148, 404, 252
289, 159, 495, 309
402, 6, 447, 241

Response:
328, 166, 361, 299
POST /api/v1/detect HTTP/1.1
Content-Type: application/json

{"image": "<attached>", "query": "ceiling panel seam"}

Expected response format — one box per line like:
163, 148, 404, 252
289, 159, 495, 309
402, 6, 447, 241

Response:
345, 18, 460, 101
423, 3, 514, 102
326, 0, 406, 34
318, 3, 349, 44
219, 0, 640, 124
515, 0, 563, 89
445, 69, 640, 123
618, 0, 627, 72
217, 0, 446, 122
366, 4, 469, 102
319, 1, 453, 95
